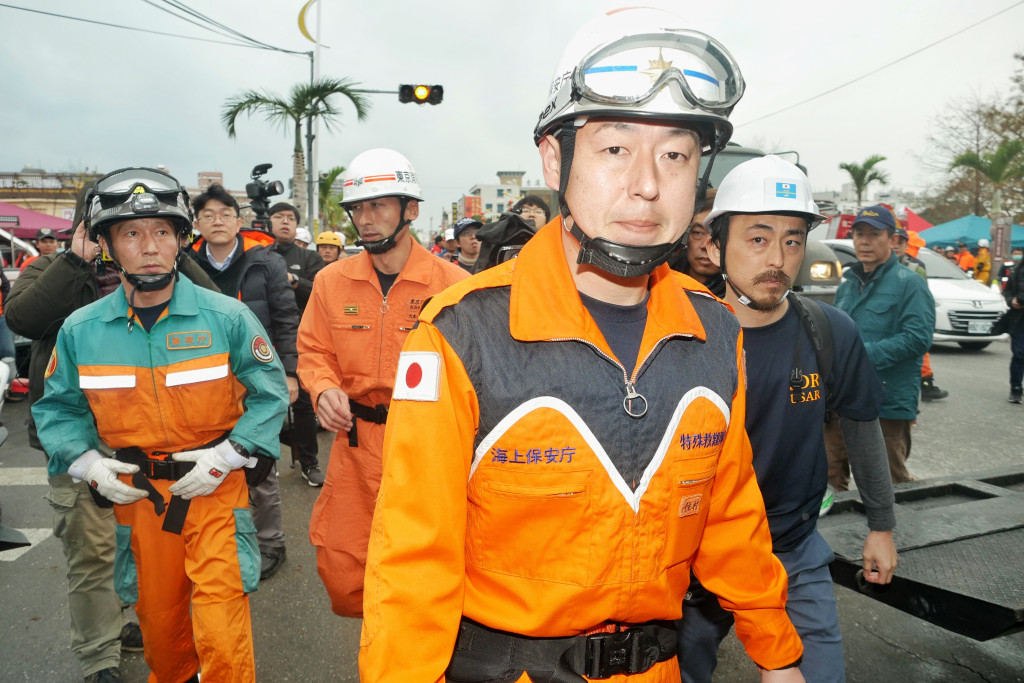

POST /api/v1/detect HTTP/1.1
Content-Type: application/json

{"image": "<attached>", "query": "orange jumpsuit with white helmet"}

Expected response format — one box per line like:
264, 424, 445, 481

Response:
297, 240, 467, 616
358, 221, 802, 681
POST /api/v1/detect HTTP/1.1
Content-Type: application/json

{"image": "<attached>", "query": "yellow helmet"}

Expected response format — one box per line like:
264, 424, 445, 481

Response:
315, 231, 344, 248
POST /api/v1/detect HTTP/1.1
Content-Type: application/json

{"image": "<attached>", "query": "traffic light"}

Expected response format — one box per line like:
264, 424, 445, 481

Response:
399, 84, 443, 105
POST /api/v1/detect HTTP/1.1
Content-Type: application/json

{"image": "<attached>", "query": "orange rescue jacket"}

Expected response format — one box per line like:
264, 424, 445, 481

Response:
297, 240, 468, 409
359, 221, 802, 681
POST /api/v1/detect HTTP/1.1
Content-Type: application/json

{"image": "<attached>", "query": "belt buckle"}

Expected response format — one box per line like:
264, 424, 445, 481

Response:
583, 627, 658, 678
149, 458, 175, 480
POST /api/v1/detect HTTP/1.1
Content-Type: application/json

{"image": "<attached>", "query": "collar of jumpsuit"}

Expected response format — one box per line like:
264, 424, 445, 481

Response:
345, 235, 439, 292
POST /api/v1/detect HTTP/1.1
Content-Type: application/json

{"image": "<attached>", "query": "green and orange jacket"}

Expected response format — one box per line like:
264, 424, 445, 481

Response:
358, 220, 802, 681
32, 276, 289, 474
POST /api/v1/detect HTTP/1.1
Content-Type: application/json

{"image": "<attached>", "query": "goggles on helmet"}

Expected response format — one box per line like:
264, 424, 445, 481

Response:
574, 31, 744, 115
93, 167, 185, 197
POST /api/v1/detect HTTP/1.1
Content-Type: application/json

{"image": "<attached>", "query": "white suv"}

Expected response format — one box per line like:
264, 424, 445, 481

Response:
823, 239, 1008, 351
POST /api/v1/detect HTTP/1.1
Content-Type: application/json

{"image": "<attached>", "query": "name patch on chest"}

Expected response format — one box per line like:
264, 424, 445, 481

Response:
489, 446, 576, 465
679, 494, 702, 517
167, 331, 212, 350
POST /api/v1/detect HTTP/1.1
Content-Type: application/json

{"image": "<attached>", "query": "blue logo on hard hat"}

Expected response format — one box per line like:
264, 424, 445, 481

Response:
776, 182, 797, 199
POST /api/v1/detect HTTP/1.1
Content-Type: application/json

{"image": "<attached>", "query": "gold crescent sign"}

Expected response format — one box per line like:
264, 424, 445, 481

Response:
298, 0, 320, 44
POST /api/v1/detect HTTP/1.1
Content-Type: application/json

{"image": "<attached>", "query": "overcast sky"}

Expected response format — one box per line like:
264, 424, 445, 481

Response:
3, 0, 1023, 233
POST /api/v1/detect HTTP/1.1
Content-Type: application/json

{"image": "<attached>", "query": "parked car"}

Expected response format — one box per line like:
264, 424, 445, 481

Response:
823, 239, 1008, 350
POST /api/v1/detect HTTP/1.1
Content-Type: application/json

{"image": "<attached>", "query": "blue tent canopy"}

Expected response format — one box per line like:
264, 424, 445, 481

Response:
917, 214, 1024, 250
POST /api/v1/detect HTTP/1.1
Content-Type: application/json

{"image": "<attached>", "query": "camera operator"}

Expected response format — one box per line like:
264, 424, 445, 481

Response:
268, 201, 325, 488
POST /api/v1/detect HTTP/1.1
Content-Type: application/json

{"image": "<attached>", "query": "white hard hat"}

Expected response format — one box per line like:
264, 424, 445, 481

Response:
295, 227, 312, 243
705, 155, 827, 227
978, 238, 989, 248
533, 7, 745, 151
340, 148, 423, 205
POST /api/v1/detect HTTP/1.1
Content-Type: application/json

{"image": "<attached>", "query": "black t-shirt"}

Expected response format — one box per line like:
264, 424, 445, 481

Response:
579, 291, 648, 377
133, 301, 170, 332
375, 267, 399, 297
743, 301, 882, 551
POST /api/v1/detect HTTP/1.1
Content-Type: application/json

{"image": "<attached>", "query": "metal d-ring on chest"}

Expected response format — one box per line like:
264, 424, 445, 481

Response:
623, 380, 648, 418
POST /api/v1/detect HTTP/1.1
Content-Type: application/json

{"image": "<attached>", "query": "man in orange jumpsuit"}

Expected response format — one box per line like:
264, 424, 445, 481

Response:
297, 148, 468, 617
358, 9, 804, 682
33, 168, 289, 683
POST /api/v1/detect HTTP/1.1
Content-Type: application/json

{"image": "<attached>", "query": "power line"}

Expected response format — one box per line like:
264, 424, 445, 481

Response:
0, 2, 307, 56
736, 0, 1024, 127
138, 0, 241, 43
157, 0, 296, 54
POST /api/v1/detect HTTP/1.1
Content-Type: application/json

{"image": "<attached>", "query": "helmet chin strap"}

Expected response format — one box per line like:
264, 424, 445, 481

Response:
723, 274, 790, 310
556, 121, 723, 279
102, 242, 182, 331
348, 198, 412, 255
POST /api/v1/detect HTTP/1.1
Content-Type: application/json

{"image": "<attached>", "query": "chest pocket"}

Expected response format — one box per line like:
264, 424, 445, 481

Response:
164, 362, 237, 428
466, 469, 593, 586
80, 372, 137, 438
330, 321, 376, 377
660, 455, 718, 569
858, 293, 899, 337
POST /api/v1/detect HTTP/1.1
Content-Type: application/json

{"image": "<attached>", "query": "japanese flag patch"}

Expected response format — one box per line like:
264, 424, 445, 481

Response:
392, 352, 441, 402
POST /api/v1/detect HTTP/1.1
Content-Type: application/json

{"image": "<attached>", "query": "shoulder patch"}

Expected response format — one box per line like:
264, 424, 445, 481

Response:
251, 335, 275, 363
392, 351, 441, 402
44, 349, 58, 379
167, 331, 212, 350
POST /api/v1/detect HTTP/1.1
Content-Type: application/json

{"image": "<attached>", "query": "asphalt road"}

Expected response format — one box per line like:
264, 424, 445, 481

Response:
1, 338, 1022, 682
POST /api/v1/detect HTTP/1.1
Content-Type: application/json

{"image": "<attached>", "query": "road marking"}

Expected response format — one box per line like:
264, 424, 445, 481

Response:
0, 467, 48, 486
0, 528, 52, 562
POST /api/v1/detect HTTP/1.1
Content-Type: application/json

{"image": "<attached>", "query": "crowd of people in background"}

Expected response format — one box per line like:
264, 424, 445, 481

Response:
4, 7, 1024, 683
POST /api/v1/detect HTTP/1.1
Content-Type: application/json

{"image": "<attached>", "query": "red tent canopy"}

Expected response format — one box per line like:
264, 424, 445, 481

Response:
0, 201, 73, 239
903, 207, 933, 232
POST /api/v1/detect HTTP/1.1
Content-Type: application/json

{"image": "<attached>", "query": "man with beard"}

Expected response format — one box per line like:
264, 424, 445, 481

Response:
678, 156, 896, 683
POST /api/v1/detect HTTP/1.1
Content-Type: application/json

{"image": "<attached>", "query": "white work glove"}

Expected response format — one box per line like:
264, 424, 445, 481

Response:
168, 440, 250, 500
69, 450, 148, 505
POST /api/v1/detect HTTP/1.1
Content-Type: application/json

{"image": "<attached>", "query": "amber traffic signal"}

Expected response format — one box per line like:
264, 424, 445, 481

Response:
399, 84, 443, 105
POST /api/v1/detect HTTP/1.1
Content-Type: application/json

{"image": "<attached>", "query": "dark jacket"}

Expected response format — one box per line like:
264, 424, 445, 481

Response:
192, 232, 299, 376
1002, 259, 1024, 333
273, 240, 324, 314
834, 252, 934, 420
5, 249, 218, 450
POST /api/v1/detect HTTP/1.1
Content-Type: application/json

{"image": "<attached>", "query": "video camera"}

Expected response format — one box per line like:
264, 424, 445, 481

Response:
246, 163, 284, 231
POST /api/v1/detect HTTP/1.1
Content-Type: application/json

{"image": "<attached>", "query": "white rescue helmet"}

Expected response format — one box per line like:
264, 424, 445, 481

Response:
534, 7, 745, 152
706, 155, 826, 228
978, 238, 990, 248
339, 148, 423, 206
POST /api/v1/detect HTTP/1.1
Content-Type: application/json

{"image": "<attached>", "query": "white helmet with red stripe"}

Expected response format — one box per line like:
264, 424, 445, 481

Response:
339, 148, 423, 205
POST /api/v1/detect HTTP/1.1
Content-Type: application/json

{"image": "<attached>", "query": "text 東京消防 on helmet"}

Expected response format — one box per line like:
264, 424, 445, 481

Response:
339, 149, 422, 255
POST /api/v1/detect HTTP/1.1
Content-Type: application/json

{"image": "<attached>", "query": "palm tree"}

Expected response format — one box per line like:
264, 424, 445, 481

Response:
318, 165, 349, 233
950, 139, 1024, 215
839, 155, 890, 208
222, 77, 370, 221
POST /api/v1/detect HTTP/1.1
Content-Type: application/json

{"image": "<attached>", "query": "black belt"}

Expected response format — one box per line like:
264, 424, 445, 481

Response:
348, 402, 388, 447
446, 618, 678, 682
113, 434, 230, 535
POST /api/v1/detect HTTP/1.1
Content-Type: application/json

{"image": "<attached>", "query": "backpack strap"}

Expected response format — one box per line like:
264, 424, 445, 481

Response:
788, 294, 834, 412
